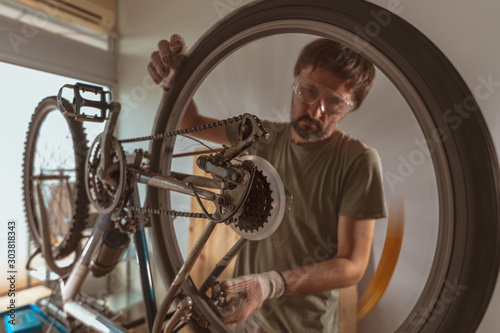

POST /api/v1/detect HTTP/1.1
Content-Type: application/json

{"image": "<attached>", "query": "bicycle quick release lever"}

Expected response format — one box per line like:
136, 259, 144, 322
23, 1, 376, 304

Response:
57, 82, 111, 122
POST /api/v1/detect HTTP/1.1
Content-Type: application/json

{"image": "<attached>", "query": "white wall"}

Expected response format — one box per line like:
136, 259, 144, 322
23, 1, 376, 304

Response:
116, 0, 248, 141
116, 0, 500, 332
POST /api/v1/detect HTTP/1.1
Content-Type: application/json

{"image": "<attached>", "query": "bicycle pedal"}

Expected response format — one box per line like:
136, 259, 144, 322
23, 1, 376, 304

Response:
57, 82, 111, 122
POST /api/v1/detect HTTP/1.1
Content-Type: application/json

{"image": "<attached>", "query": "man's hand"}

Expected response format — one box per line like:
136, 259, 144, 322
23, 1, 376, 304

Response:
147, 34, 188, 90
220, 271, 286, 324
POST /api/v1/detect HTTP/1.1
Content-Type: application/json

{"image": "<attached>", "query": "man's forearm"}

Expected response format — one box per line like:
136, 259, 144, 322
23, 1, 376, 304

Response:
281, 216, 375, 295
281, 256, 363, 294
180, 100, 202, 128
179, 99, 230, 144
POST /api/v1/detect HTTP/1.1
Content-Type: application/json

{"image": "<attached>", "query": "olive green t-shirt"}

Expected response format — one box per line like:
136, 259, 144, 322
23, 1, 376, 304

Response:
228, 121, 386, 333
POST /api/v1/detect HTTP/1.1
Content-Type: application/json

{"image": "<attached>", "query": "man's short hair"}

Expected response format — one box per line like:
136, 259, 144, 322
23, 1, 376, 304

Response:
294, 38, 375, 110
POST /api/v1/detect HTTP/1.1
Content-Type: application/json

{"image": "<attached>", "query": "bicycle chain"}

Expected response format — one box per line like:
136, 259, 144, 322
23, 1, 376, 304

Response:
118, 115, 243, 144
119, 114, 245, 219
127, 205, 206, 219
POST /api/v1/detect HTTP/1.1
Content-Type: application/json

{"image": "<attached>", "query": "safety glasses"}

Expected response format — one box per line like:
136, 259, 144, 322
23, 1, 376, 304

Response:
292, 76, 355, 116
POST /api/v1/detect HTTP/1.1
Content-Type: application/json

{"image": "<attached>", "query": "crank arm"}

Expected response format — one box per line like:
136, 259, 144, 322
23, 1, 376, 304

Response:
97, 102, 122, 187
57, 83, 119, 188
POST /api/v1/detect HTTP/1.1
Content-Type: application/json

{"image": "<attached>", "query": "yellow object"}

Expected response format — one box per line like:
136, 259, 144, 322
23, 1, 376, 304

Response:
357, 196, 405, 320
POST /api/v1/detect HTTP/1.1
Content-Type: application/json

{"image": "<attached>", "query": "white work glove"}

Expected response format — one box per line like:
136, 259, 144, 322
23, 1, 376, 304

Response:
147, 34, 188, 90
220, 271, 286, 324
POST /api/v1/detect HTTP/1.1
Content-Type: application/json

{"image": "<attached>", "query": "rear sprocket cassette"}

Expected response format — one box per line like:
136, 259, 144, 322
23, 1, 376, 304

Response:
230, 155, 286, 241
232, 167, 273, 233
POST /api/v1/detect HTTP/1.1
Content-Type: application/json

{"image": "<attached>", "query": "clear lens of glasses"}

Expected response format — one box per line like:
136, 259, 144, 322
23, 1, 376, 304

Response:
293, 76, 354, 116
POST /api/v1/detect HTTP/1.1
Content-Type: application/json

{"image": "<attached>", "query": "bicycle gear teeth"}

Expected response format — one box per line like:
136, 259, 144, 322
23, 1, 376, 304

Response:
233, 168, 273, 233
86, 139, 127, 213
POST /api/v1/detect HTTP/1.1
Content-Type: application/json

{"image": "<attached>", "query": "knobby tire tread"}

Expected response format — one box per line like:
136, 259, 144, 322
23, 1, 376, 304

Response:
23, 96, 89, 260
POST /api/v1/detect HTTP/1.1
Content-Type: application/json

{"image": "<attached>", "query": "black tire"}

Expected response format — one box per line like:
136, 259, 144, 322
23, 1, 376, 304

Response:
23, 96, 89, 261
148, 1, 500, 332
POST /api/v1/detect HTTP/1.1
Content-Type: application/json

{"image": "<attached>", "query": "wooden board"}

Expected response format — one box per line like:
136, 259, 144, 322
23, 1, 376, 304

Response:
187, 156, 240, 288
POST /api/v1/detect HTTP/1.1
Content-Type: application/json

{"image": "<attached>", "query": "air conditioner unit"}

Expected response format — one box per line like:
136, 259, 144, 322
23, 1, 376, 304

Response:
10, 0, 115, 33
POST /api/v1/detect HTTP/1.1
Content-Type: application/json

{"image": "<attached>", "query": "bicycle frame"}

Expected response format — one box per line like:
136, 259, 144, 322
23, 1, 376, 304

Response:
60, 196, 160, 332
61, 212, 130, 333
58, 168, 246, 333
53, 91, 258, 332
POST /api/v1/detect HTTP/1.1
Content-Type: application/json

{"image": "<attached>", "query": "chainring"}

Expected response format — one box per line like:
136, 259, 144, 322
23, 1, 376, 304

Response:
85, 133, 127, 214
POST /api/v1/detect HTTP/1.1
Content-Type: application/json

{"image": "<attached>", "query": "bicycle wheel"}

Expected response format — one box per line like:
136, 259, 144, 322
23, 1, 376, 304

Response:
148, 1, 500, 332
23, 96, 89, 261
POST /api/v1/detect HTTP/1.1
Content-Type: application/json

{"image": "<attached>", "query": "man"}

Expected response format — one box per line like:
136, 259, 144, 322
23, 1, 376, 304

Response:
149, 35, 386, 333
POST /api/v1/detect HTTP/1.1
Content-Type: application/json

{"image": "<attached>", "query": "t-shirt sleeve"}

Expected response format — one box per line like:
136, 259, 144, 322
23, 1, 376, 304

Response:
338, 148, 387, 218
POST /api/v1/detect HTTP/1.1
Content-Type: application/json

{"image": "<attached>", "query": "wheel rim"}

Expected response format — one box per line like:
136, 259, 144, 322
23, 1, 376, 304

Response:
148, 2, 500, 332
24, 97, 88, 261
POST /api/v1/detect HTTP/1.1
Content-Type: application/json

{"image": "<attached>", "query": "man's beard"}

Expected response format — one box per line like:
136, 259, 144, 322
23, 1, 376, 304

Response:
291, 115, 335, 142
